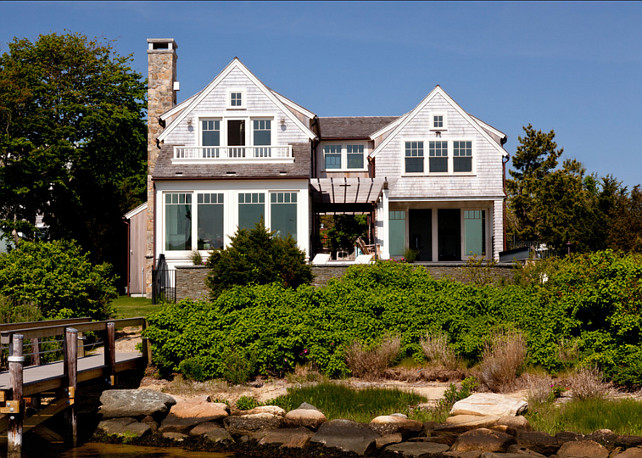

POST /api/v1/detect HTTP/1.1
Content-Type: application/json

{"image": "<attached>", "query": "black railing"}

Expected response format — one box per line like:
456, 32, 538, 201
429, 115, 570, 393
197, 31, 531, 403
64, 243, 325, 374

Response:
152, 254, 176, 304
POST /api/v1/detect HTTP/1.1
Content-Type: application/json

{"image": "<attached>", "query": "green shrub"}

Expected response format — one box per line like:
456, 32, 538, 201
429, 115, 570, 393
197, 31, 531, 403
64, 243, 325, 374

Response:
206, 222, 312, 298
236, 396, 261, 411
0, 295, 43, 323
0, 240, 117, 320
178, 357, 206, 382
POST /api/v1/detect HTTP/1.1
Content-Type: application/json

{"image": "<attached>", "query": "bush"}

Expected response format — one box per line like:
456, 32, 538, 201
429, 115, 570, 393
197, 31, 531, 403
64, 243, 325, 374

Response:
479, 329, 527, 392
0, 240, 117, 320
344, 335, 401, 380
236, 396, 261, 411
420, 331, 459, 370
0, 295, 43, 323
206, 223, 312, 298
566, 366, 608, 400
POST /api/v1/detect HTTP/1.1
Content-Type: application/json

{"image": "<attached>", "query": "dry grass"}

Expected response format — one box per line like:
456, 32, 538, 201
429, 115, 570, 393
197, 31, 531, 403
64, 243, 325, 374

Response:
564, 366, 610, 400
345, 335, 401, 381
286, 363, 327, 384
519, 372, 555, 404
479, 329, 527, 392
420, 331, 459, 371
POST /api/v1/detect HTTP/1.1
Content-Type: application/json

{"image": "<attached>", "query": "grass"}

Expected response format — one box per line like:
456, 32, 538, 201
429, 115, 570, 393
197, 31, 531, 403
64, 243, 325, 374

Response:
267, 382, 428, 424
110, 295, 159, 318
527, 398, 642, 436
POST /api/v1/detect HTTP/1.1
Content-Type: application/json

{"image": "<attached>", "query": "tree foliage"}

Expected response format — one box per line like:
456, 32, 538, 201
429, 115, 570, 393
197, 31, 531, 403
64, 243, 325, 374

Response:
0, 240, 117, 320
206, 222, 312, 298
0, 32, 147, 285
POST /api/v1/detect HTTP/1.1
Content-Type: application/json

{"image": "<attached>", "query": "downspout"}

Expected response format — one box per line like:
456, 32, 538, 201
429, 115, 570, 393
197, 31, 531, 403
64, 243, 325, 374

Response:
502, 136, 510, 253
309, 115, 320, 259
123, 216, 131, 296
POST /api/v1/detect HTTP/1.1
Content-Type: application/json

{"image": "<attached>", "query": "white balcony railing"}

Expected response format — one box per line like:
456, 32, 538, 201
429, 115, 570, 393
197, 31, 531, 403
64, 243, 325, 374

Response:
173, 145, 293, 161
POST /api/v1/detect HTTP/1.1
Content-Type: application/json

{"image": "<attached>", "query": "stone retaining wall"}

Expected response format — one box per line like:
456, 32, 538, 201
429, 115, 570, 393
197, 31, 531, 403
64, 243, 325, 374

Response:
175, 263, 516, 301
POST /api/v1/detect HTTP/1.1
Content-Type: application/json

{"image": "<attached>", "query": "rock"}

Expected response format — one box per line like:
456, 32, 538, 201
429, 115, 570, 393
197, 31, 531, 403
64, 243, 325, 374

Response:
451, 428, 516, 453
245, 405, 286, 417
451, 393, 528, 417
516, 430, 561, 455
189, 421, 226, 436
224, 413, 283, 436
585, 429, 618, 449
617, 437, 642, 448
297, 402, 319, 410
556, 431, 584, 443
284, 407, 327, 429
497, 416, 531, 431
162, 431, 188, 441
480, 454, 542, 458
369, 415, 424, 438
376, 433, 404, 449
99, 389, 176, 419
613, 447, 642, 458
204, 427, 234, 444
311, 419, 379, 456
258, 427, 314, 449
96, 417, 151, 438
556, 439, 609, 458
385, 441, 450, 456
506, 444, 547, 456
443, 451, 483, 458
159, 398, 229, 433
436, 415, 500, 433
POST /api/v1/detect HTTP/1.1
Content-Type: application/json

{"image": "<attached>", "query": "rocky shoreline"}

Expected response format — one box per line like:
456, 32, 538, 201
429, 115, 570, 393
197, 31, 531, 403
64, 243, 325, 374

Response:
90, 389, 642, 457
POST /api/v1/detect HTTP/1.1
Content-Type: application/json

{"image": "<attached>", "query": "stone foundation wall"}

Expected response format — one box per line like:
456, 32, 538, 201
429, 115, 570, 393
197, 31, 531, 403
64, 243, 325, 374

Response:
174, 264, 516, 301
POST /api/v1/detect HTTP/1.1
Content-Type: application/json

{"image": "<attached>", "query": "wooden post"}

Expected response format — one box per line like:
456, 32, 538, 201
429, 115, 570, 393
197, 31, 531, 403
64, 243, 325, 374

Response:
8, 333, 24, 458
77, 332, 85, 358
31, 337, 41, 366
64, 328, 78, 447
105, 322, 116, 386
141, 319, 152, 366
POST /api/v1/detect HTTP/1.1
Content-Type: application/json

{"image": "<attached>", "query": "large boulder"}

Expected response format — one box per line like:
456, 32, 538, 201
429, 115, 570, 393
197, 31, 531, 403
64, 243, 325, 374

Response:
516, 430, 561, 455
556, 439, 609, 458
284, 405, 327, 429
258, 427, 314, 449
96, 417, 151, 438
159, 398, 229, 433
451, 428, 516, 453
614, 447, 642, 458
311, 419, 379, 455
245, 405, 286, 417
451, 393, 528, 417
385, 441, 450, 456
224, 412, 284, 436
369, 415, 424, 438
436, 415, 501, 433
99, 389, 176, 419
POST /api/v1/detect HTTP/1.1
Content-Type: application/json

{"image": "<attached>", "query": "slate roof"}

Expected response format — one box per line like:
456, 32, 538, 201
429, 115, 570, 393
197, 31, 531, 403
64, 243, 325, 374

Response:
317, 116, 399, 140
152, 143, 311, 180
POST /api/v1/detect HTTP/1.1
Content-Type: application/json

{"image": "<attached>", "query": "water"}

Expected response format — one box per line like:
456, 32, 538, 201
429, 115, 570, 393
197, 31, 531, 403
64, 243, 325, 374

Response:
26, 442, 236, 458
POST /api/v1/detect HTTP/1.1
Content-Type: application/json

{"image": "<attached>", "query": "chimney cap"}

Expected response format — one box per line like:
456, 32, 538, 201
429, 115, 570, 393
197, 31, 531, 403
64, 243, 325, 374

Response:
147, 38, 178, 51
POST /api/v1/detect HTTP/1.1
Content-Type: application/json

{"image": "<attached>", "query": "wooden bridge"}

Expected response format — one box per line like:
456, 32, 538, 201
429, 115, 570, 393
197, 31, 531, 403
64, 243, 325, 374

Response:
0, 317, 150, 457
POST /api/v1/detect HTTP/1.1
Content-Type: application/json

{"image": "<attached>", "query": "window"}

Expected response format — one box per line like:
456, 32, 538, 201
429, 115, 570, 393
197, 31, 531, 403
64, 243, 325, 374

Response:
405, 141, 424, 173
431, 113, 447, 130
165, 193, 192, 251
238, 193, 265, 230
202, 120, 220, 158
454, 141, 472, 172
197, 193, 224, 250
324, 145, 342, 170
389, 210, 406, 257
429, 141, 448, 172
270, 192, 297, 241
230, 92, 242, 107
346, 144, 364, 169
464, 210, 485, 256
253, 119, 272, 158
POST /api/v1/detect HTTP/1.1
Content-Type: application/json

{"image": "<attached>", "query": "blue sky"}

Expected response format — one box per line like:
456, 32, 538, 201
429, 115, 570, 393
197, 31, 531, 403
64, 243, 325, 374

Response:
1, 1, 641, 188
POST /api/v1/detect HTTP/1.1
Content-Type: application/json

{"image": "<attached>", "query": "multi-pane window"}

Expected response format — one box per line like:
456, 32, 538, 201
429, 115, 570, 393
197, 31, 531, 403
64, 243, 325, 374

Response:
347, 144, 364, 169
202, 120, 220, 158
454, 141, 472, 172
253, 120, 271, 145
230, 92, 242, 107
270, 192, 297, 241
197, 193, 224, 250
238, 193, 265, 230
429, 141, 448, 172
165, 193, 192, 251
324, 145, 342, 170
464, 210, 485, 256
433, 115, 444, 129
405, 141, 424, 173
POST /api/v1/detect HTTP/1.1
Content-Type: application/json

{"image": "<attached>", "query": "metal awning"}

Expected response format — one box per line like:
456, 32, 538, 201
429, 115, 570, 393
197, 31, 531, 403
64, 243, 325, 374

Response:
310, 177, 386, 212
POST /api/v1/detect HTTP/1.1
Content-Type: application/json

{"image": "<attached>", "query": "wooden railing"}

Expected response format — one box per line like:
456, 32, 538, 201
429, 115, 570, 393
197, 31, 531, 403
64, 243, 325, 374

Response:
173, 145, 293, 160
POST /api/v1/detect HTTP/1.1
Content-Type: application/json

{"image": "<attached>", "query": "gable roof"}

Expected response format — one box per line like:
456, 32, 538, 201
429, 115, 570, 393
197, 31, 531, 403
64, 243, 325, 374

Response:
157, 58, 317, 142
317, 116, 399, 140
370, 86, 508, 158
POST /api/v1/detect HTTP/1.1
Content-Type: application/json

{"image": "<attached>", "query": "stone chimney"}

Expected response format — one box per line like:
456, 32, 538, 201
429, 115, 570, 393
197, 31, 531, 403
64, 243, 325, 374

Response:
145, 38, 178, 297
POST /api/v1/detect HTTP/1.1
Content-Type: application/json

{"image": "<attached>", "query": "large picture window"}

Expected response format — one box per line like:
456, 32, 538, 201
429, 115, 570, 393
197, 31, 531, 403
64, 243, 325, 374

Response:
238, 193, 265, 230
346, 144, 364, 169
324, 145, 342, 170
464, 210, 485, 256
454, 141, 472, 172
405, 141, 424, 173
270, 192, 297, 241
165, 193, 192, 251
197, 193, 224, 250
429, 141, 448, 173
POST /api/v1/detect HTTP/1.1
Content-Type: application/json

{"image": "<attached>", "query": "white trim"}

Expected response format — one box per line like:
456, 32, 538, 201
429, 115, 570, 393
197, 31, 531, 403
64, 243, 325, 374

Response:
160, 92, 201, 121
370, 86, 508, 158
226, 88, 247, 109
270, 90, 316, 119
369, 114, 407, 141
158, 58, 316, 142
469, 114, 507, 142
124, 202, 148, 220
320, 141, 369, 172
430, 112, 448, 131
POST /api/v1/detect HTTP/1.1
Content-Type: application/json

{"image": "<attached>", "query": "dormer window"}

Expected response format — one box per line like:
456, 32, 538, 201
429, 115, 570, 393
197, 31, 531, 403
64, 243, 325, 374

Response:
431, 113, 447, 131
227, 89, 246, 109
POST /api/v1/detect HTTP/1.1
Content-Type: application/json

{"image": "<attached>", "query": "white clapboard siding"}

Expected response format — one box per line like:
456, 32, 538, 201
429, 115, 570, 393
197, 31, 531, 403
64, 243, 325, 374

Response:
374, 93, 505, 199
164, 67, 312, 146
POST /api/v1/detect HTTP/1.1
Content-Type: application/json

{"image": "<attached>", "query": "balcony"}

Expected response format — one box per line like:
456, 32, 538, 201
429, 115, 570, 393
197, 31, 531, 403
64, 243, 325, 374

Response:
173, 145, 293, 163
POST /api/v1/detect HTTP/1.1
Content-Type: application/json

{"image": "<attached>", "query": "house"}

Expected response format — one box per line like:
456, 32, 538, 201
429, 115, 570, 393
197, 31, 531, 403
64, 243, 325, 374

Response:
133, 38, 508, 297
